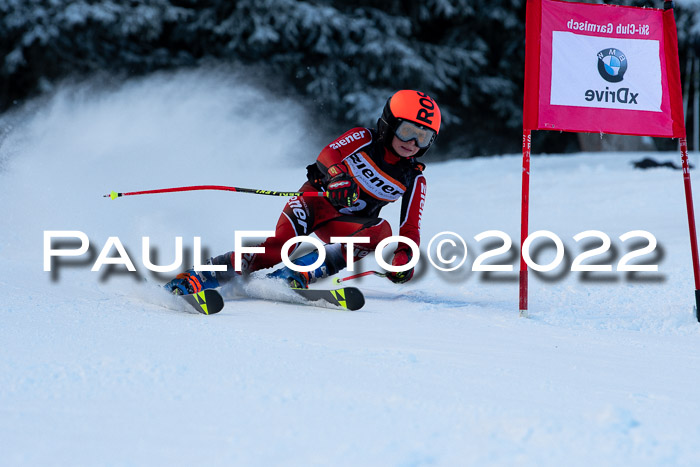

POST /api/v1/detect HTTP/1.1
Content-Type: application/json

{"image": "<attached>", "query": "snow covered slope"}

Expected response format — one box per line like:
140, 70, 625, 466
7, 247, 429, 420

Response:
2, 71, 700, 466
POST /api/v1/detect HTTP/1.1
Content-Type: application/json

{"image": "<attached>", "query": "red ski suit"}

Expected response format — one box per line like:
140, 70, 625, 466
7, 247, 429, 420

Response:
242, 127, 427, 273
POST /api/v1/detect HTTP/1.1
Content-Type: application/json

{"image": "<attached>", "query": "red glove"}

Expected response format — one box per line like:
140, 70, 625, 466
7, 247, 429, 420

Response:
326, 164, 359, 208
387, 248, 414, 284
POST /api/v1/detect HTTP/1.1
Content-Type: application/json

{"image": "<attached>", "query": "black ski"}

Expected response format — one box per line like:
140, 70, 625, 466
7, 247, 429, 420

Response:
291, 287, 365, 311
179, 289, 225, 315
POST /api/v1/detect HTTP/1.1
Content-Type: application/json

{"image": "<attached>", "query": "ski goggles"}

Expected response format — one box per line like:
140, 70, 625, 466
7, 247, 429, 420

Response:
394, 120, 436, 148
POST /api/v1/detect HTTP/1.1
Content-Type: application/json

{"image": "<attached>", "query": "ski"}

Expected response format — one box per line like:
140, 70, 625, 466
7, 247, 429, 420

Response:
291, 287, 365, 311
179, 289, 225, 315
169, 285, 363, 313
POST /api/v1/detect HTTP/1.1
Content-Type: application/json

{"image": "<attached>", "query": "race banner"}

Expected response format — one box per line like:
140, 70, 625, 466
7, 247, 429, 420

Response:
523, 0, 684, 137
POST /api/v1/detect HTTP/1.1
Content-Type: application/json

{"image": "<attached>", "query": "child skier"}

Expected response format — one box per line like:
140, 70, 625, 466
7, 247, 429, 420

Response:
165, 89, 441, 294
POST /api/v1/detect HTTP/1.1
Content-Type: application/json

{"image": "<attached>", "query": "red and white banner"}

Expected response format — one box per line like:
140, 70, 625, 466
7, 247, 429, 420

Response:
523, 0, 684, 137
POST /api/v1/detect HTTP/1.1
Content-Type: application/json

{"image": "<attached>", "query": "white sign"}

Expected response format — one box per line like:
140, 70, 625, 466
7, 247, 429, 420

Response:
550, 31, 662, 112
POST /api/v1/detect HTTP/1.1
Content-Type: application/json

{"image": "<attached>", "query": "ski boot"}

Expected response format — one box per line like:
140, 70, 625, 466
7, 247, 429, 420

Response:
268, 244, 345, 289
165, 269, 220, 295
165, 251, 259, 295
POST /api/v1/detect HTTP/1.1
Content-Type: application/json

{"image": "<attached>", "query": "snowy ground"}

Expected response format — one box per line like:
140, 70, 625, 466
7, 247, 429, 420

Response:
2, 71, 700, 466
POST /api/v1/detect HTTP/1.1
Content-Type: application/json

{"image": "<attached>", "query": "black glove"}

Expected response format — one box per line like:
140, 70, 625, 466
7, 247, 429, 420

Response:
326, 164, 359, 208
387, 248, 414, 284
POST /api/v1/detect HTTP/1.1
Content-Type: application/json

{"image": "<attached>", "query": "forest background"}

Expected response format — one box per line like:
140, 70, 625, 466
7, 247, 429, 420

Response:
1, 0, 698, 158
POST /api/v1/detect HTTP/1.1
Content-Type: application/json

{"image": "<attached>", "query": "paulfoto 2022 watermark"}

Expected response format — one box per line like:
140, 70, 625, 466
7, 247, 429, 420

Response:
43, 229, 661, 277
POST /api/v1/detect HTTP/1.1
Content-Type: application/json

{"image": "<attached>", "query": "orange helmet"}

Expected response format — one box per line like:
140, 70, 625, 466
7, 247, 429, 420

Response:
377, 90, 441, 157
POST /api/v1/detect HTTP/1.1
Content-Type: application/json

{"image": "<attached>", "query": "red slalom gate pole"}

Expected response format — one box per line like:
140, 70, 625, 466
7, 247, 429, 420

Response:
519, 130, 532, 318
104, 185, 327, 200
678, 138, 700, 321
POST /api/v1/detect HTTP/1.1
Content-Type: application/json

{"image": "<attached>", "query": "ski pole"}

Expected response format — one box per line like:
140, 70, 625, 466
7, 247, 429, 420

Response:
334, 271, 387, 284
103, 185, 328, 200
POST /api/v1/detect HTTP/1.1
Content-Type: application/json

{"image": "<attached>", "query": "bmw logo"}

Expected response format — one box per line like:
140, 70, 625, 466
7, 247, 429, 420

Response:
597, 48, 627, 83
